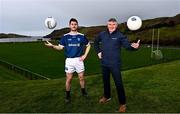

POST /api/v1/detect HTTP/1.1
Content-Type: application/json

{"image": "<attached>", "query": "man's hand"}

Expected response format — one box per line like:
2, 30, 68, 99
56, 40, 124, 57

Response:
79, 43, 91, 61
44, 41, 64, 50
98, 52, 102, 59
79, 55, 87, 61
131, 40, 140, 49
44, 41, 53, 48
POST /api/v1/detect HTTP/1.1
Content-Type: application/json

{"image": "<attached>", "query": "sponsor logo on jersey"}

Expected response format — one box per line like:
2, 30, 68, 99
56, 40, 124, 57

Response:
68, 43, 80, 47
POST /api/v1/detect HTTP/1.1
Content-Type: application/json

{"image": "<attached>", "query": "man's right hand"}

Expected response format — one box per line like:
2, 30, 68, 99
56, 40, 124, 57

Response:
44, 41, 53, 48
98, 52, 102, 59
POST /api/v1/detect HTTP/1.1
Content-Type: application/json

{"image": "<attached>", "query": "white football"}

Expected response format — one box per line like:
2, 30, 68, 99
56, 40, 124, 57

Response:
127, 16, 142, 31
45, 17, 57, 29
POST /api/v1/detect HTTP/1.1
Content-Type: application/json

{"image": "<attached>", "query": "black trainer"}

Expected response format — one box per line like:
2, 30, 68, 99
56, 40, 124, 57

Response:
82, 92, 88, 98
81, 88, 88, 97
65, 96, 71, 103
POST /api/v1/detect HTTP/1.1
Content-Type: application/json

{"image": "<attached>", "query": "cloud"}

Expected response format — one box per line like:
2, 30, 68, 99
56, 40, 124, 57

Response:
0, 0, 179, 36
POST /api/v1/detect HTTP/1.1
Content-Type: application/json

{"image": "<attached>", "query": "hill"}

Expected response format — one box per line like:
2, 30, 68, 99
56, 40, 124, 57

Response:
44, 14, 180, 46
0, 33, 28, 38
0, 60, 179, 112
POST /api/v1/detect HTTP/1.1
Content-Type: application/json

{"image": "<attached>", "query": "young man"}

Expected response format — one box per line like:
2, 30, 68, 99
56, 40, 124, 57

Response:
45, 18, 91, 103
94, 18, 140, 112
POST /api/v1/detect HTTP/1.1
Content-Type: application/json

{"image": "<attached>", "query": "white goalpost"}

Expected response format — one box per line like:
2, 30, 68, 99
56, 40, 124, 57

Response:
151, 28, 163, 60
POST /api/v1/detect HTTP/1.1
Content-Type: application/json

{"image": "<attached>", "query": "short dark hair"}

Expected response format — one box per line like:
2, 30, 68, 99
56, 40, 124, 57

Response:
69, 18, 78, 24
108, 18, 117, 22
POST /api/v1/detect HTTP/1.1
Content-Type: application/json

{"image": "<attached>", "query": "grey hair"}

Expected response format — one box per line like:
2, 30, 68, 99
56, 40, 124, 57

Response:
108, 18, 117, 22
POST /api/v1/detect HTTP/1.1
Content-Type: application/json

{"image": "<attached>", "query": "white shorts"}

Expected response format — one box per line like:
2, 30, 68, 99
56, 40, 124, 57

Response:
65, 57, 85, 73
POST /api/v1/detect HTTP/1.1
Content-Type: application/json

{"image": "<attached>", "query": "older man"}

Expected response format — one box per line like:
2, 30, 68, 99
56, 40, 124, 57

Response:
94, 18, 140, 112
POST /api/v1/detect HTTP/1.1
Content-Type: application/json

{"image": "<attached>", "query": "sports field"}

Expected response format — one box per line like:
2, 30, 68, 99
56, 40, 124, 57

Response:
0, 42, 180, 112
0, 42, 180, 79
0, 60, 179, 112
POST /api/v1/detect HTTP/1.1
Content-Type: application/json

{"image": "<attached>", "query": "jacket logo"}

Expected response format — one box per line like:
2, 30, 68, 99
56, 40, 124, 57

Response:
111, 37, 117, 40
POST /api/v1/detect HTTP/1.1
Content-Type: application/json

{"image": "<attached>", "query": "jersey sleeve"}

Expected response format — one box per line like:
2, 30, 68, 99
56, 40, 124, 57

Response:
59, 36, 66, 46
83, 36, 89, 46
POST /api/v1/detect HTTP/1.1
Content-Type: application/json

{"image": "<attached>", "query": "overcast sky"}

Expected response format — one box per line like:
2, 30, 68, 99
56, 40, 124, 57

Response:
0, 0, 179, 36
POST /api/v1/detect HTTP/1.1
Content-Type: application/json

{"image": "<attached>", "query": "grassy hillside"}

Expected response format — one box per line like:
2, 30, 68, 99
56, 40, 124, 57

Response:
126, 24, 180, 45
0, 33, 28, 38
0, 42, 180, 79
44, 14, 180, 46
0, 60, 179, 113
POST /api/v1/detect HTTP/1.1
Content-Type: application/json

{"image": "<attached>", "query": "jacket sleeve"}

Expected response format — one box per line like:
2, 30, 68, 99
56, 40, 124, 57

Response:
94, 34, 102, 54
120, 35, 136, 51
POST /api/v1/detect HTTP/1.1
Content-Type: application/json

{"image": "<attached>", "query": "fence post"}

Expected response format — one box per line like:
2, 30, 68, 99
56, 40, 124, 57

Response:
0, 59, 50, 80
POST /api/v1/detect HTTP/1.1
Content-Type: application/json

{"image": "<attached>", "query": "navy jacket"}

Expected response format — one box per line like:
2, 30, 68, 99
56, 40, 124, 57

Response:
94, 29, 136, 66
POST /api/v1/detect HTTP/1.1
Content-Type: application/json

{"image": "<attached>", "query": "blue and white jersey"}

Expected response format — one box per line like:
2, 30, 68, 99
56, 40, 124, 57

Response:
59, 32, 89, 58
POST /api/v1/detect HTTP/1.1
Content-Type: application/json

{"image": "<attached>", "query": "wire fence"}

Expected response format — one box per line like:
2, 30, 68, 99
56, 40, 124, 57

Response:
0, 59, 50, 80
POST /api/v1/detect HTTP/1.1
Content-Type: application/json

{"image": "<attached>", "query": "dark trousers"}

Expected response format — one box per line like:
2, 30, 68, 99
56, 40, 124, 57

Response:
102, 65, 126, 104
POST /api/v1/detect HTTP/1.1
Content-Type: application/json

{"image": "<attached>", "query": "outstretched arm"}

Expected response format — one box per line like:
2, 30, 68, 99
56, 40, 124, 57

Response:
80, 43, 91, 61
44, 41, 64, 50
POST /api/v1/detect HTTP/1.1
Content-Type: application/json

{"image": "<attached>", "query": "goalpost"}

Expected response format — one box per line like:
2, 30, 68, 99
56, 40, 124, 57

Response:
151, 28, 163, 60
